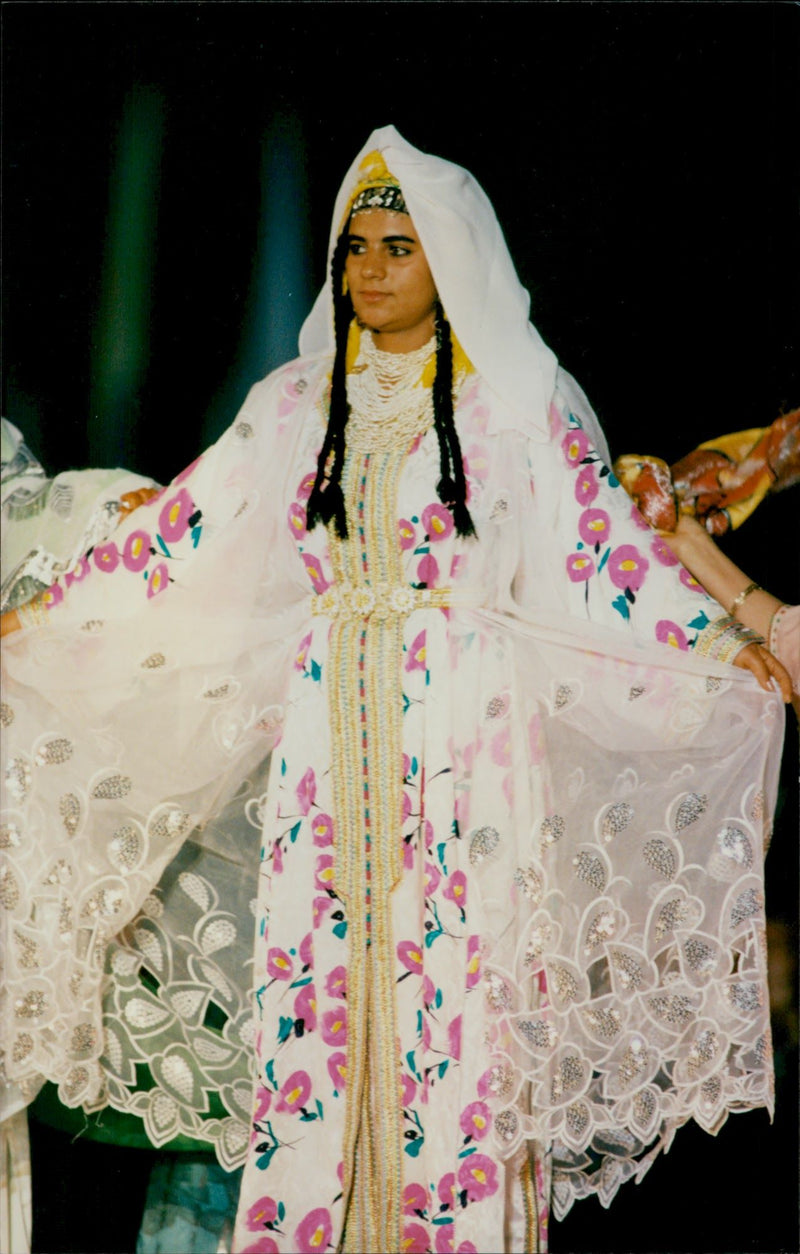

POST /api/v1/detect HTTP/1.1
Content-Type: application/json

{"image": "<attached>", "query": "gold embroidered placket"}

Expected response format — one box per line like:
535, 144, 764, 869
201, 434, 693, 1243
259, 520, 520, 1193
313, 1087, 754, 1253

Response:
326, 442, 414, 1254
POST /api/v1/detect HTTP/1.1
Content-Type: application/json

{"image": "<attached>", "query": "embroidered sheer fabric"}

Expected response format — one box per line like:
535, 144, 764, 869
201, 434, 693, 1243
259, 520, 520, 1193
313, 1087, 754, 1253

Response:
1, 128, 786, 1254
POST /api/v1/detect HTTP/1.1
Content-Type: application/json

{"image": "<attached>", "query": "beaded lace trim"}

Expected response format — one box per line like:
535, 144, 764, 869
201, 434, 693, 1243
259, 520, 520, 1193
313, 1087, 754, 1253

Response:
345, 332, 436, 452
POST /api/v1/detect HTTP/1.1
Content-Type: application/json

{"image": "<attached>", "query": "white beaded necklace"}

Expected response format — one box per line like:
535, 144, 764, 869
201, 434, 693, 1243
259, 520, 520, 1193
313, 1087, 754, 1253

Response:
345, 331, 436, 453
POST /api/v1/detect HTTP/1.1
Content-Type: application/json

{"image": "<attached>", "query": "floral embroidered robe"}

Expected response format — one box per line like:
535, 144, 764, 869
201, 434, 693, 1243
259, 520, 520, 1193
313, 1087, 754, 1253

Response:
2, 355, 783, 1254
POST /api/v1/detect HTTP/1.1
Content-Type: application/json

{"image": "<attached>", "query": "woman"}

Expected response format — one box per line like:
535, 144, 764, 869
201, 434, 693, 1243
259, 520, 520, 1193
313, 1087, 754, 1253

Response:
1, 128, 791, 1254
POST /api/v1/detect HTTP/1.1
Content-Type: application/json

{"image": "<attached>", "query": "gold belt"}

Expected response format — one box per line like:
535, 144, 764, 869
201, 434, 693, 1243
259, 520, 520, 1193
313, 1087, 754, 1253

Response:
311, 580, 454, 622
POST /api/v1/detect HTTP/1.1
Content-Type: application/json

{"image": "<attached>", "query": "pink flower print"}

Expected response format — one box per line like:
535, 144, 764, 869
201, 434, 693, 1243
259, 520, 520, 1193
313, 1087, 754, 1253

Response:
296, 767, 317, 815
397, 939, 424, 975
578, 508, 611, 547
444, 870, 468, 910
401, 1223, 429, 1253
65, 556, 91, 588
266, 947, 294, 981
460, 1100, 491, 1141
438, 1172, 456, 1210
313, 896, 333, 929
93, 541, 120, 574
562, 427, 590, 467
327, 1051, 347, 1092
252, 1087, 272, 1123
402, 791, 413, 823
299, 931, 314, 968
435, 1228, 456, 1254
122, 529, 151, 572
679, 567, 705, 592
491, 725, 511, 767
325, 965, 347, 1000
242, 1239, 279, 1254
294, 633, 312, 672
147, 562, 169, 598
294, 982, 317, 1031
272, 841, 284, 876
448, 1014, 462, 1060
528, 713, 545, 766
312, 812, 334, 847
402, 1181, 428, 1216
422, 502, 454, 542
574, 464, 599, 507
630, 502, 651, 531
398, 518, 417, 550
421, 1016, 432, 1051
294, 1207, 332, 1254
158, 488, 193, 544
401, 1073, 417, 1107
404, 839, 416, 872
608, 544, 649, 592
425, 862, 441, 897
296, 472, 316, 501
466, 935, 482, 989
656, 620, 690, 651
314, 854, 334, 892
301, 552, 331, 594
275, 1069, 311, 1114
287, 501, 307, 539
465, 442, 489, 483
458, 1245, 478, 1253
651, 536, 679, 566
417, 553, 440, 586
406, 630, 427, 672
41, 582, 64, 609
246, 1196, 278, 1230
566, 552, 595, 582
321, 1007, 347, 1047
457, 1152, 499, 1202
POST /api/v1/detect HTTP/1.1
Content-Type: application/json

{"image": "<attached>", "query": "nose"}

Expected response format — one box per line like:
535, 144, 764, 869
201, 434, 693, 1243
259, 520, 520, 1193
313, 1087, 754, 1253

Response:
360, 248, 385, 281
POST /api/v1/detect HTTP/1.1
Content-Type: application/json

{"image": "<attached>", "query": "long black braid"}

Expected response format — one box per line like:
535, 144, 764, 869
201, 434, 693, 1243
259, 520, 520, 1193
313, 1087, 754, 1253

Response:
306, 236, 476, 542
305, 231, 352, 538
432, 300, 476, 538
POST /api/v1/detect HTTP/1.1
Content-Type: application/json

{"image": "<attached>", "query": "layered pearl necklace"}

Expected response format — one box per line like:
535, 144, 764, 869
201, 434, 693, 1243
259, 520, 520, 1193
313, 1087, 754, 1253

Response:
345, 331, 436, 453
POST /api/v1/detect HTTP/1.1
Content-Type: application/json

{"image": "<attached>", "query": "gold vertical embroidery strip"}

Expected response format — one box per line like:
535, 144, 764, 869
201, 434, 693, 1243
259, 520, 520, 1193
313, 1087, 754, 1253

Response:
329, 445, 409, 1254
520, 1152, 540, 1254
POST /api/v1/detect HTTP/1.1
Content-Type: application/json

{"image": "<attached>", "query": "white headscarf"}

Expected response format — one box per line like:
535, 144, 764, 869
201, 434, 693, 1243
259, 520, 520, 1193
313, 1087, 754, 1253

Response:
299, 125, 559, 441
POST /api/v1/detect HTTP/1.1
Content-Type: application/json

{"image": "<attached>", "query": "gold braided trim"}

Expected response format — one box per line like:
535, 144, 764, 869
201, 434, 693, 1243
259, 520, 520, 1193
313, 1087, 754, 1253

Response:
520, 1154, 540, 1253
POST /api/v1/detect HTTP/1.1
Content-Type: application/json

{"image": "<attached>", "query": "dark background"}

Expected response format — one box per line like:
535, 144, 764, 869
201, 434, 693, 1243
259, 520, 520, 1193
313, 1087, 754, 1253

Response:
4, 3, 798, 1252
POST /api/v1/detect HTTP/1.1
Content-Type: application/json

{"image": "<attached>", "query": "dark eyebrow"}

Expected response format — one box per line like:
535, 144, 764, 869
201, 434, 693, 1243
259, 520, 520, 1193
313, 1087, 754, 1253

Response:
347, 233, 418, 245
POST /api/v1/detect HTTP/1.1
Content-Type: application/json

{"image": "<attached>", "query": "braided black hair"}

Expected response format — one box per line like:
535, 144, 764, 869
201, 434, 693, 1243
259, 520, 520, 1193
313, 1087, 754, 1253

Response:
305, 231, 352, 538
306, 238, 476, 541
432, 300, 476, 538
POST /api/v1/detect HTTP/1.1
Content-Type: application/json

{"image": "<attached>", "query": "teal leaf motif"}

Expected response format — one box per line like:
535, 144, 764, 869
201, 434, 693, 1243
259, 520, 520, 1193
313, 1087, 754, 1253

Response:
688, 611, 710, 630
289, 822, 301, 844
310, 660, 322, 683
404, 1137, 423, 1158
332, 921, 347, 940
612, 594, 630, 621
277, 1016, 294, 1043
156, 535, 172, 557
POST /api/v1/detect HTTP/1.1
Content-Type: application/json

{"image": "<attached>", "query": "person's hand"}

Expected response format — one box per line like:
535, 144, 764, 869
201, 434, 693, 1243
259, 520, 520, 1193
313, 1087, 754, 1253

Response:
733, 641, 793, 702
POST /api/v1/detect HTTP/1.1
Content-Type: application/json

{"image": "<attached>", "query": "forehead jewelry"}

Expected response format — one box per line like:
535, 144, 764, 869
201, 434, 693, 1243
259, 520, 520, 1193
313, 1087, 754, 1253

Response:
349, 183, 409, 216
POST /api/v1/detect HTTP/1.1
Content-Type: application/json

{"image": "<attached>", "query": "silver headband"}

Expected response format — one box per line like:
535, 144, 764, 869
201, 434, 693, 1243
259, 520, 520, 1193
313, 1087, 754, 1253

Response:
349, 184, 408, 216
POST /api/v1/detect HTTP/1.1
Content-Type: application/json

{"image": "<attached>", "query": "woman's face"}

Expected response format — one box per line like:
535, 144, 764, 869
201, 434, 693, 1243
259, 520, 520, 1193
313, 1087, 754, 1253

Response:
345, 209, 437, 353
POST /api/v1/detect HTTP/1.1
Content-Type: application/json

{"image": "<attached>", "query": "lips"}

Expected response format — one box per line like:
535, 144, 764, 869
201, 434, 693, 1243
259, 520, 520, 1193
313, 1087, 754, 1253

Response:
358, 290, 390, 302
